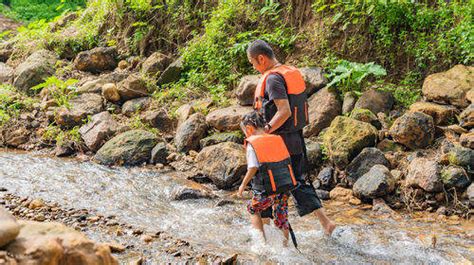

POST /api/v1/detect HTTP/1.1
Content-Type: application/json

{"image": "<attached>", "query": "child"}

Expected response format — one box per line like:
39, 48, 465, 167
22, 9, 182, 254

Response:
238, 111, 298, 246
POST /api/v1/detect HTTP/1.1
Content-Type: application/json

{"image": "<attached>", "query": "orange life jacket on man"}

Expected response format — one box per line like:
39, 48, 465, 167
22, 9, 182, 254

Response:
253, 65, 309, 133
246, 134, 299, 195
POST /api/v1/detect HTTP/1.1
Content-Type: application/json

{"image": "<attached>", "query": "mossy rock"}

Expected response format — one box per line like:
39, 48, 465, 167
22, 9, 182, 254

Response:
350, 108, 382, 129
323, 116, 378, 168
199, 131, 244, 148
440, 166, 470, 189
448, 145, 474, 169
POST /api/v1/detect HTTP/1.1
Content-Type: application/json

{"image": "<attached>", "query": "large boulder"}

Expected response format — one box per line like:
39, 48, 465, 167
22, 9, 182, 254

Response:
303, 88, 342, 137
2, 127, 29, 147
121, 97, 151, 117
200, 132, 243, 148
316, 167, 335, 191
141, 52, 170, 77
95, 130, 157, 166
117, 74, 149, 101
235, 75, 259, 106
79, 111, 123, 152
346, 147, 390, 185
195, 142, 246, 189
55, 93, 104, 128
406, 157, 443, 192
354, 89, 394, 115
175, 103, 195, 127
409, 102, 457, 125
300, 67, 327, 95
422, 65, 474, 107
6, 220, 117, 265
459, 104, 473, 128
0, 62, 13, 83
150, 142, 168, 165
350, 108, 382, 129
389, 112, 435, 150
206, 105, 252, 131
13, 50, 57, 94
353, 165, 395, 199
74, 47, 117, 73
175, 113, 208, 153
157, 57, 183, 85
0, 207, 20, 248
322, 116, 378, 168
440, 166, 470, 190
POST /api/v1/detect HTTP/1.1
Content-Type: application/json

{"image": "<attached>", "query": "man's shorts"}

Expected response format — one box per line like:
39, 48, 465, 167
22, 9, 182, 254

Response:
247, 191, 289, 230
261, 153, 322, 218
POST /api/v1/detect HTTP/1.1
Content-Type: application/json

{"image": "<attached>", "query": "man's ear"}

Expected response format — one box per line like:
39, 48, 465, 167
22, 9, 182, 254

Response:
257, 54, 265, 65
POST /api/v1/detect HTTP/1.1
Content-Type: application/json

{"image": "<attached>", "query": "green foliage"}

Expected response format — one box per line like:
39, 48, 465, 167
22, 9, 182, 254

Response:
32, 76, 79, 108
379, 83, 421, 108
326, 60, 387, 94
42, 124, 81, 145
128, 114, 159, 135
0, 84, 37, 126
0, 0, 86, 21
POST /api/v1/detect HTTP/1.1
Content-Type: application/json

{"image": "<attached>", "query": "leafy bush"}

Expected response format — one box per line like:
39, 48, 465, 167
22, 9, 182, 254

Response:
0, 0, 86, 21
32, 76, 79, 108
0, 84, 38, 126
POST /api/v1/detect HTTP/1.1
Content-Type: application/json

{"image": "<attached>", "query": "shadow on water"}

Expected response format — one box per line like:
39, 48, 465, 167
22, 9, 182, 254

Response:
0, 151, 473, 263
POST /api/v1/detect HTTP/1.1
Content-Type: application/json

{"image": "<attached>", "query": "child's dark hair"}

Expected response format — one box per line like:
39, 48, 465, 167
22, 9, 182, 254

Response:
242, 111, 266, 129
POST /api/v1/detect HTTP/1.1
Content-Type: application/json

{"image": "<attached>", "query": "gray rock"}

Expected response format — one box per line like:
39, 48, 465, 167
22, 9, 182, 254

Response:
79, 111, 123, 152
13, 50, 57, 94
315, 189, 330, 200
95, 130, 157, 166
346, 147, 390, 185
74, 47, 117, 73
141, 52, 170, 77
353, 165, 395, 199
121, 97, 151, 117
171, 186, 215, 201
157, 57, 183, 85
206, 105, 252, 132
354, 89, 394, 115
199, 132, 243, 148
406, 157, 443, 192
305, 139, 322, 171
316, 167, 334, 190
55, 93, 104, 128
389, 112, 435, 150
300, 67, 327, 95
447, 144, 474, 170
303, 88, 342, 137
140, 110, 174, 132
236, 75, 259, 106
441, 166, 470, 189
76, 78, 107, 94
342, 92, 357, 114
0, 206, 20, 248
117, 74, 149, 101
150, 142, 168, 164
467, 183, 474, 207
0, 62, 14, 83
175, 104, 195, 127
175, 113, 208, 153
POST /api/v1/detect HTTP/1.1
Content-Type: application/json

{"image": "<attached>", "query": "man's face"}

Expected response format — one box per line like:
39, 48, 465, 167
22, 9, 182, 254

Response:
247, 54, 266, 74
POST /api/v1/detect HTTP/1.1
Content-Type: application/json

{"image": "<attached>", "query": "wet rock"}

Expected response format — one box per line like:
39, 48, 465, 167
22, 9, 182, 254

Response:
322, 116, 378, 168
171, 186, 215, 201
79, 111, 123, 152
305, 139, 322, 171
157, 57, 183, 85
235, 75, 259, 106
150, 142, 168, 165
353, 165, 395, 199
13, 49, 57, 94
199, 132, 243, 148
102, 83, 120, 103
122, 97, 151, 117
389, 112, 435, 150
106, 242, 126, 253
303, 88, 342, 137
316, 167, 334, 190
55, 93, 104, 128
0, 207, 20, 248
447, 145, 474, 169
459, 104, 473, 128
74, 47, 118, 73
300, 67, 327, 95
215, 199, 235, 207
206, 105, 252, 131
440, 166, 470, 189
459, 132, 474, 149
329, 187, 354, 202
6, 220, 118, 264
140, 109, 174, 131
409, 102, 458, 125
422, 65, 474, 107
342, 91, 357, 114
406, 157, 443, 193
175, 113, 208, 153
376, 139, 404, 152
372, 198, 396, 215
346, 147, 390, 185
354, 89, 394, 115
117, 74, 149, 101
95, 130, 157, 166
195, 142, 246, 189
350, 108, 382, 129
315, 189, 330, 200
467, 183, 474, 206
175, 104, 195, 127
0, 62, 13, 83
141, 52, 170, 77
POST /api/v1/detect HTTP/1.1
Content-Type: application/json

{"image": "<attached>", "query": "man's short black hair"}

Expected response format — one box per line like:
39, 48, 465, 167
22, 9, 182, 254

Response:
247, 39, 275, 59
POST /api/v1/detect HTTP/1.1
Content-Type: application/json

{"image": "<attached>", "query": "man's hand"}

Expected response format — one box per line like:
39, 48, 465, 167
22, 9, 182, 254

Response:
238, 184, 246, 197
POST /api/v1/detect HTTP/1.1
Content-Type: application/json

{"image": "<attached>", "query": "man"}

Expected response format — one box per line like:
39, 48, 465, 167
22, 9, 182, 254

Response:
246, 39, 336, 235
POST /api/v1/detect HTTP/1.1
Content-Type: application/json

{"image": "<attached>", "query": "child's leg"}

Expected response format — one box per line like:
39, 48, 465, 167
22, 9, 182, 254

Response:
247, 192, 273, 241
273, 193, 290, 247
250, 213, 265, 240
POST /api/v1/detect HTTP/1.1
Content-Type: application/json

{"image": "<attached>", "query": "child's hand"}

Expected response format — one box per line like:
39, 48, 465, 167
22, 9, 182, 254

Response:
238, 184, 246, 197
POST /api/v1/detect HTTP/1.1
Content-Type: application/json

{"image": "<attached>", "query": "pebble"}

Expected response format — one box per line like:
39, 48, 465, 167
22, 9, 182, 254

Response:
141, 234, 153, 243
107, 242, 126, 253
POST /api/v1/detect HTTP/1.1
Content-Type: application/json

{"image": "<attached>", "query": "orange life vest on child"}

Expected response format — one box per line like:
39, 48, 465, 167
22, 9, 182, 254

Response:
253, 65, 309, 133
246, 134, 299, 195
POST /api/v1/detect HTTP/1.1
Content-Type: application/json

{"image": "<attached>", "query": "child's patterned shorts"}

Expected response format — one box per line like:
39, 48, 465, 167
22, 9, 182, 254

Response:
247, 191, 289, 230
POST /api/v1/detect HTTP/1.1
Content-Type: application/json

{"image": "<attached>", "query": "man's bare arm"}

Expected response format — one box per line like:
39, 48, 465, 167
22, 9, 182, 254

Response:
267, 99, 291, 133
